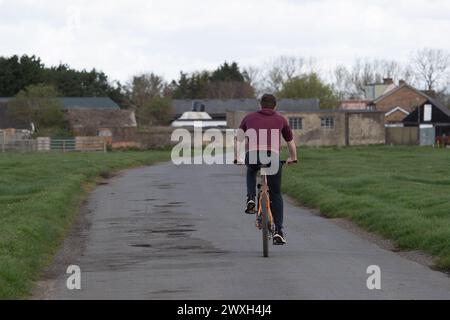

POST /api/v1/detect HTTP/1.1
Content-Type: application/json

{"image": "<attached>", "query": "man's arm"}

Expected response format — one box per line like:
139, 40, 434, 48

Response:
281, 117, 297, 163
235, 138, 244, 163
286, 140, 298, 164
234, 118, 247, 163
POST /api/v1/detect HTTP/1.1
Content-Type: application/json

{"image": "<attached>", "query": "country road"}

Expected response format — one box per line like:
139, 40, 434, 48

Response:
34, 161, 450, 300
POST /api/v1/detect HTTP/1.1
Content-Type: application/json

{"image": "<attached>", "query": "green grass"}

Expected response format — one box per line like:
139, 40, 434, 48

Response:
0, 150, 170, 299
282, 146, 450, 270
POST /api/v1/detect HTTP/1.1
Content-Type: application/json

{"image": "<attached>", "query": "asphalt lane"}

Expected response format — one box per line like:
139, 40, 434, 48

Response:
37, 161, 450, 299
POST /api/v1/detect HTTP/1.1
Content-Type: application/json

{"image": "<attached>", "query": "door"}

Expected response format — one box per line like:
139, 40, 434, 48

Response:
419, 125, 435, 146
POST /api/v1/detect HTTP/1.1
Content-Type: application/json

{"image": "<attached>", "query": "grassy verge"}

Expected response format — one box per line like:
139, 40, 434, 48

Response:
0, 150, 170, 299
282, 146, 450, 270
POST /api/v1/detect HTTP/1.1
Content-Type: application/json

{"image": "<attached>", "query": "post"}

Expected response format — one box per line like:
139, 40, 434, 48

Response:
1, 131, 4, 153
63, 140, 66, 153
344, 112, 350, 147
417, 103, 421, 145
103, 140, 107, 153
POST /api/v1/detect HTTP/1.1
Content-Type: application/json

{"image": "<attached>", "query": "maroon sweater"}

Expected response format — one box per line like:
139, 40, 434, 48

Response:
239, 109, 293, 152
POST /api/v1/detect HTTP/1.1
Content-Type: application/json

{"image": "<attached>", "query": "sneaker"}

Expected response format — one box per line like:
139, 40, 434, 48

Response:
273, 230, 287, 245
245, 198, 256, 214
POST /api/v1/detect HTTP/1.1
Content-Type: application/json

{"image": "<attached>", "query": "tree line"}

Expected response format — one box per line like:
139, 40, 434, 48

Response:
1, 48, 449, 128
0, 55, 126, 104
128, 48, 450, 126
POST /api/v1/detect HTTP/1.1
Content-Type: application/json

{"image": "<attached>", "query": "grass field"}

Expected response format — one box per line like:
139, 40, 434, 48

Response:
282, 146, 450, 270
0, 150, 170, 299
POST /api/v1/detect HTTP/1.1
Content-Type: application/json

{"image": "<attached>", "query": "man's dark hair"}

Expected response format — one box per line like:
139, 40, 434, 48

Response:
260, 94, 277, 109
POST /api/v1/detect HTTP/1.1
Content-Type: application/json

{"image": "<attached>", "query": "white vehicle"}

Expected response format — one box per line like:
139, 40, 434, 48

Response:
171, 103, 227, 128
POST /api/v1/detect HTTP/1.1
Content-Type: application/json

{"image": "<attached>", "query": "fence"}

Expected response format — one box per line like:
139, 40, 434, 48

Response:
1, 139, 38, 152
1, 135, 107, 153
385, 127, 419, 145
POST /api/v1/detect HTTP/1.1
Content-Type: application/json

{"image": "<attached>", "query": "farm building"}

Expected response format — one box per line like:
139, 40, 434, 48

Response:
227, 109, 386, 147
172, 99, 320, 125
0, 97, 129, 140
369, 82, 439, 126
66, 109, 137, 141
402, 98, 450, 146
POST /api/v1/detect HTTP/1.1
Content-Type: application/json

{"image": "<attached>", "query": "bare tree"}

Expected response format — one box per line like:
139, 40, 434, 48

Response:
401, 65, 416, 85
276, 56, 300, 81
243, 65, 263, 95
377, 59, 402, 80
261, 56, 319, 93
331, 65, 356, 99
344, 58, 408, 97
411, 48, 450, 91
329, 58, 410, 99
264, 57, 289, 93
349, 59, 376, 97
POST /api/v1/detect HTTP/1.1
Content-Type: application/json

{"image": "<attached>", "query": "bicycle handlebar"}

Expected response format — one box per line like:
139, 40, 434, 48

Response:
281, 160, 298, 165
233, 160, 298, 165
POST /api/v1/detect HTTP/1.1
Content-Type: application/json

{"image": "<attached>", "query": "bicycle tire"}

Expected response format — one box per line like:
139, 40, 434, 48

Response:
261, 195, 269, 258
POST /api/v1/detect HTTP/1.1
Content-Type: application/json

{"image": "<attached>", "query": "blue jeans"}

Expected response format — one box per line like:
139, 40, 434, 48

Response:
245, 151, 284, 232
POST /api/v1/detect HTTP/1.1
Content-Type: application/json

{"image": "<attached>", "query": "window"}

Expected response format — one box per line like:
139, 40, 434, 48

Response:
424, 104, 432, 122
321, 117, 335, 130
289, 117, 303, 130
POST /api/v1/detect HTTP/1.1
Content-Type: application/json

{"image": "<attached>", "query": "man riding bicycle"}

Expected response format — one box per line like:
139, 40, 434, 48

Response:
235, 94, 298, 245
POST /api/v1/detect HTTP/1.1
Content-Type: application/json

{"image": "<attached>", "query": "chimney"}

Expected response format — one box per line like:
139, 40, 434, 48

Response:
399, 79, 406, 86
383, 78, 394, 85
192, 101, 202, 112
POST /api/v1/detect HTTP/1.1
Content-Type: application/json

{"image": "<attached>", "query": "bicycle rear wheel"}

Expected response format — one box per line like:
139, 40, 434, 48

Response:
261, 196, 269, 258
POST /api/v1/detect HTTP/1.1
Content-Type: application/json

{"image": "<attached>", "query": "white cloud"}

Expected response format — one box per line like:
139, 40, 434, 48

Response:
1, 0, 450, 82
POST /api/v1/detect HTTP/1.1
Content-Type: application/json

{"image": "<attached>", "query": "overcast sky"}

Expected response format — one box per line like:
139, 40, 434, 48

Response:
1, 0, 449, 83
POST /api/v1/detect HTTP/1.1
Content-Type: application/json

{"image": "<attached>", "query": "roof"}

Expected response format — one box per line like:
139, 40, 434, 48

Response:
341, 99, 371, 103
66, 109, 137, 128
340, 99, 370, 110
373, 83, 433, 104
231, 109, 384, 115
402, 98, 450, 124
60, 97, 120, 109
426, 97, 450, 117
0, 103, 32, 130
178, 112, 212, 120
0, 97, 120, 110
172, 99, 320, 115
281, 109, 385, 114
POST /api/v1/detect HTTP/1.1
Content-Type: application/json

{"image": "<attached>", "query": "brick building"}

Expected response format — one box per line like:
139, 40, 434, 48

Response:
370, 82, 436, 126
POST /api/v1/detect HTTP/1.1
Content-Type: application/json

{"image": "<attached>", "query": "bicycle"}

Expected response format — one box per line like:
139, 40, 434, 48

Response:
235, 159, 297, 257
